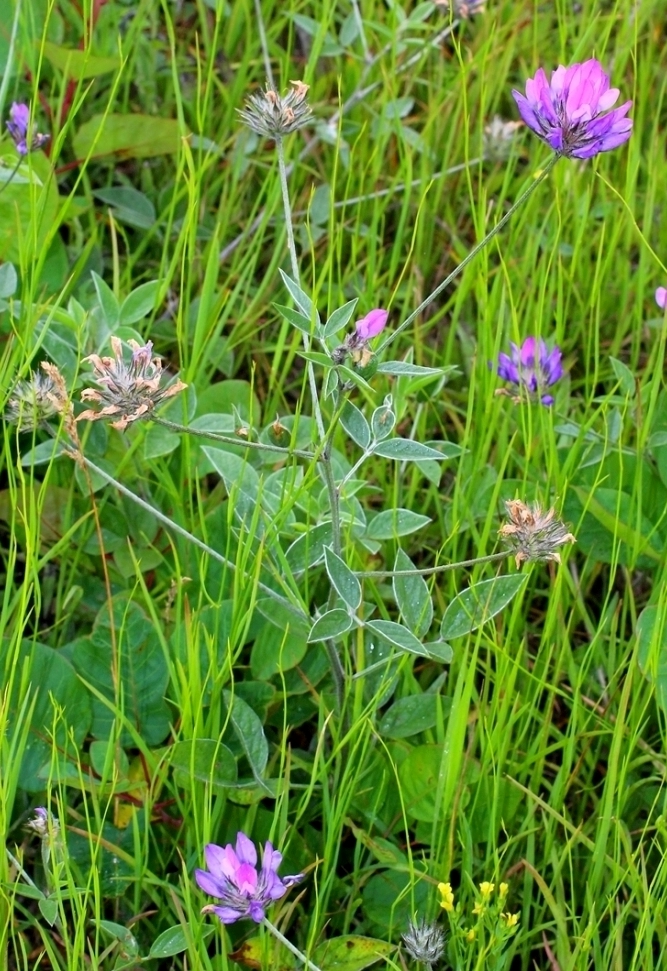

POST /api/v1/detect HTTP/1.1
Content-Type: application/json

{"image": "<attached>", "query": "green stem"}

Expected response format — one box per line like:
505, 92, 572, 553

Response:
355, 550, 510, 578
263, 918, 323, 971
275, 135, 326, 443
152, 415, 315, 460
379, 155, 560, 352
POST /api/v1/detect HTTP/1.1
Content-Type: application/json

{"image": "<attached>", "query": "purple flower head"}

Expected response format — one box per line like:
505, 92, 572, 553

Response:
512, 59, 633, 159
195, 832, 303, 924
656, 287, 667, 311
496, 336, 563, 406
355, 308, 388, 341
6, 102, 49, 156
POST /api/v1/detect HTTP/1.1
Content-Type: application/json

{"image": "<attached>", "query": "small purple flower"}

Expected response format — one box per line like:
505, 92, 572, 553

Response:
496, 336, 563, 406
512, 59, 633, 159
195, 832, 303, 924
6, 101, 49, 155
656, 287, 667, 310
355, 308, 388, 341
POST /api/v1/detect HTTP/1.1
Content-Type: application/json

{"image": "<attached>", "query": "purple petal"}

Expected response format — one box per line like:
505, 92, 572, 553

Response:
195, 868, 227, 898
235, 832, 258, 867
205, 842, 240, 881
9, 102, 29, 135
234, 862, 259, 895
248, 901, 266, 922
518, 337, 537, 368
282, 872, 304, 888
261, 841, 283, 875
497, 352, 519, 384
209, 904, 246, 924
540, 394, 555, 406
656, 287, 667, 310
355, 308, 388, 340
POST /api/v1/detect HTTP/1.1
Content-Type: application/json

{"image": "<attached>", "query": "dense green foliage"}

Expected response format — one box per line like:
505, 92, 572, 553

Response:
2, 0, 667, 969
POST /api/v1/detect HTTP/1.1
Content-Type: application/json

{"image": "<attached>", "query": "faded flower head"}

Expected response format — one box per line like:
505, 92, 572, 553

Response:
656, 287, 667, 310
495, 336, 563, 406
26, 807, 59, 839
499, 499, 575, 568
238, 81, 312, 139
483, 115, 523, 161
195, 831, 303, 924
435, 0, 485, 16
5, 363, 65, 431
402, 918, 446, 969
6, 102, 50, 156
77, 337, 186, 432
512, 59, 632, 159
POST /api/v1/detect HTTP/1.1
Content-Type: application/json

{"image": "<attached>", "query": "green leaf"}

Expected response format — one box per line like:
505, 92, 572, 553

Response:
637, 605, 667, 713
21, 440, 67, 468
38, 897, 59, 926
91, 271, 120, 328
324, 546, 362, 610
371, 401, 396, 441
94, 187, 156, 231
572, 486, 662, 563
379, 693, 442, 739
440, 574, 528, 640
286, 522, 335, 572
170, 739, 237, 788
274, 303, 319, 337
73, 114, 182, 160
323, 299, 358, 338
223, 690, 269, 790
202, 446, 261, 520
119, 280, 161, 324
312, 936, 394, 971
364, 620, 427, 657
42, 40, 120, 79
148, 923, 214, 958
372, 439, 445, 461
365, 509, 431, 540
0, 262, 17, 297
398, 744, 444, 821
0, 152, 60, 262
340, 400, 371, 450
377, 361, 455, 377
392, 549, 433, 637
609, 356, 636, 397
250, 620, 308, 679
308, 609, 354, 641
278, 270, 320, 323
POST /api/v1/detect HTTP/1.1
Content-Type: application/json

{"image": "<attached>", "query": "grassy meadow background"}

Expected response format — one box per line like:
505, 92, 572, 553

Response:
2, 0, 667, 968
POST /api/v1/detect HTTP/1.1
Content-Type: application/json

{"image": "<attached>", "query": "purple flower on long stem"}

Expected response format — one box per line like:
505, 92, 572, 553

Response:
496, 336, 563, 406
195, 832, 303, 924
6, 102, 49, 155
512, 59, 632, 159
656, 287, 667, 310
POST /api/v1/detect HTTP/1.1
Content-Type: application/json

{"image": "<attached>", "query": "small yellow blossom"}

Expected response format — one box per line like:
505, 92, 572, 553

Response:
479, 881, 494, 898
438, 881, 455, 912
502, 912, 519, 928
499, 882, 509, 899
472, 902, 486, 916
465, 928, 476, 942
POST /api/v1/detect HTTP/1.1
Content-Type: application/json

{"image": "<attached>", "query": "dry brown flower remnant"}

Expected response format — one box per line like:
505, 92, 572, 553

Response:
499, 499, 575, 568
77, 337, 186, 432
237, 80, 312, 139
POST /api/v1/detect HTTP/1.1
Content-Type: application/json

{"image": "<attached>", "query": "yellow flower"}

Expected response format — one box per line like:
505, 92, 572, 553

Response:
472, 902, 486, 916
502, 912, 519, 928
499, 882, 509, 899
479, 881, 494, 898
438, 882, 455, 912
465, 928, 476, 942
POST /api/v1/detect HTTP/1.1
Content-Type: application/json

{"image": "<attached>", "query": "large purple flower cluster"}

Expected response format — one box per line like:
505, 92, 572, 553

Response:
512, 59, 632, 159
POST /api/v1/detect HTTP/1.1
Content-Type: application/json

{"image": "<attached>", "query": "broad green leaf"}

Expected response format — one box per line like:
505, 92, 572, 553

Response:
286, 522, 335, 571
42, 40, 120, 79
572, 486, 662, 562
119, 281, 161, 324
223, 690, 269, 790
148, 923, 214, 958
274, 303, 318, 336
94, 187, 156, 230
440, 574, 528, 640
379, 693, 444, 739
397, 744, 444, 821
372, 439, 445, 461
201, 446, 261, 520
637, 605, 667, 712
392, 549, 433, 637
365, 619, 427, 657
362, 869, 429, 930
340, 400, 371, 450
313, 936, 394, 971
0, 152, 60, 262
365, 509, 431, 540
324, 547, 362, 611
377, 361, 455, 376
371, 401, 396, 441
73, 114, 182, 159
0, 262, 17, 297
308, 609, 354, 641
609, 356, 636, 397
91, 271, 120, 328
170, 739, 237, 788
21, 440, 67, 467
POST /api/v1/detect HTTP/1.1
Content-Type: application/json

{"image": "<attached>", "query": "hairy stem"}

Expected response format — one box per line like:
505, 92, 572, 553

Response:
263, 918, 324, 971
